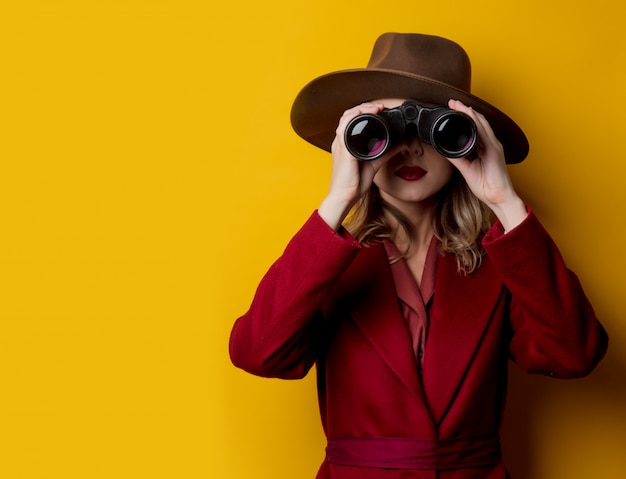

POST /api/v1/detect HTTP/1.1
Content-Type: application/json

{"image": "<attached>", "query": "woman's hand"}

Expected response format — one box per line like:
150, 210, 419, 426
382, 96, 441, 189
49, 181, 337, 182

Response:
318, 102, 390, 231
446, 99, 528, 232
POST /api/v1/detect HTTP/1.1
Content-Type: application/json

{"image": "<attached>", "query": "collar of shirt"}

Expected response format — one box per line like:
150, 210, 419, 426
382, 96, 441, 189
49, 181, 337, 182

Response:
383, 236, 439, 308
383, 236, 440, 365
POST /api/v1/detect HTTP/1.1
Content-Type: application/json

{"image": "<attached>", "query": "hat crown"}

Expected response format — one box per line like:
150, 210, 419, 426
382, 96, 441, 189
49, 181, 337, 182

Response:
367, 33, 472, 92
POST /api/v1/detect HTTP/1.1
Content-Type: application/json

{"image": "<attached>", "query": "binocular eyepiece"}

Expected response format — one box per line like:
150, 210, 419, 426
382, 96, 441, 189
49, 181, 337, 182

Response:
344, 100, 478, 161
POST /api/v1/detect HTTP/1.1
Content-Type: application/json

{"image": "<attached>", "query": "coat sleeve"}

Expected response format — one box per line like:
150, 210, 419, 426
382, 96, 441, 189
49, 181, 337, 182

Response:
229, 211, 362, 379
482, 210, 608, 378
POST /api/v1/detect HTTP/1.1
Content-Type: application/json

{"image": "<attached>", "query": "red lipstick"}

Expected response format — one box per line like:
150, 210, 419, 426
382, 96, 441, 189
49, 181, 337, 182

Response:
395, 165, 427, 181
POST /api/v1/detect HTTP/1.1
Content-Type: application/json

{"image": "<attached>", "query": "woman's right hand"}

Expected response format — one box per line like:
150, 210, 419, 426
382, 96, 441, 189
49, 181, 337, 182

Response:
318, 102, 388, 231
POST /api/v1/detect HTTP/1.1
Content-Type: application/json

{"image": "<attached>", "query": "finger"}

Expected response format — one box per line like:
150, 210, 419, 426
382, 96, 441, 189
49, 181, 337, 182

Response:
448, 99, 501, 149
335, 102, 384, 134
340, 102, 384, 120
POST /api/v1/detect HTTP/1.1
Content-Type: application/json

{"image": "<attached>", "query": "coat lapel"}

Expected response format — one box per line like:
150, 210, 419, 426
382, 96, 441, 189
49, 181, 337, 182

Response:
422, 253, 504, 425
337, 243, 426, 405
336, 242, 504, 428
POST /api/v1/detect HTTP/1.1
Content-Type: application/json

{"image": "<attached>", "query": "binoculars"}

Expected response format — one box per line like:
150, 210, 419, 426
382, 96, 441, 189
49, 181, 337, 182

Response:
344, 100, 478, 160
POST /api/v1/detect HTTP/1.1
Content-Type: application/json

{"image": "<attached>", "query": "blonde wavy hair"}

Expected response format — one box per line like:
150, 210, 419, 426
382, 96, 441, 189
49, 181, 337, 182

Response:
343, 171, 494, 274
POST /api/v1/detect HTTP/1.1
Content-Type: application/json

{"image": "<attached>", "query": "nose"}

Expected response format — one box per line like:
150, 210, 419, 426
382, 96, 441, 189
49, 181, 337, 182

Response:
400, 134, 424, 157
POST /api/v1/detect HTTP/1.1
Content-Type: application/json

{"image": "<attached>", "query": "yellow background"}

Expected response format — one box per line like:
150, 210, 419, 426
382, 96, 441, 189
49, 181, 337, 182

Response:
1, 1, 625, 478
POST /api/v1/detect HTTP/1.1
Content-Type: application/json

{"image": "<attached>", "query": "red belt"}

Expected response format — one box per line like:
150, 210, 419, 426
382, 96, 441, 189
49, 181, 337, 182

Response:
325, 435, 501, 470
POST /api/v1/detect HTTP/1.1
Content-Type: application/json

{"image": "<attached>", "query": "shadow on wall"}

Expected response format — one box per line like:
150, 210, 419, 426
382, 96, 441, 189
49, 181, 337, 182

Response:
502, 349, 626, 479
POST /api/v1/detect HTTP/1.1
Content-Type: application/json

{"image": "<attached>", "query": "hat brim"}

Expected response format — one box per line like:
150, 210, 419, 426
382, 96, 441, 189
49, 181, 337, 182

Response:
291, 69, 529, 164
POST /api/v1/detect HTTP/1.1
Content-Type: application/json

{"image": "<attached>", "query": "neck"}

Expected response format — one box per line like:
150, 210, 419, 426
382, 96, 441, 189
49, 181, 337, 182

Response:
382, 196, 437, 255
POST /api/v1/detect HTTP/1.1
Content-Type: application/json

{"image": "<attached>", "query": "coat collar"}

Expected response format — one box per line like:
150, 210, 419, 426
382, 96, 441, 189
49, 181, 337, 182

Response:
337, 241, 504, 425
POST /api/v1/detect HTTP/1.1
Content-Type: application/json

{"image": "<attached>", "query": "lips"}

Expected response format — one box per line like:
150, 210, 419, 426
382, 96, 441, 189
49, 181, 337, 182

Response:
395, 165, 427, 181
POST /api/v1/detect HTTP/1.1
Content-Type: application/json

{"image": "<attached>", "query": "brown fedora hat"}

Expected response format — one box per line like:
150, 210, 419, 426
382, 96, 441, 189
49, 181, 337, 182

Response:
291, 33, 529, 164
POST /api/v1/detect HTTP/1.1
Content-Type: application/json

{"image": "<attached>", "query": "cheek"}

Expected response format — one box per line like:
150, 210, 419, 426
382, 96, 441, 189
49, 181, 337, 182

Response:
371, 151, 406, 186
432, 158, 455, 184
441, 164, 455, 184
372, 163, 393, 187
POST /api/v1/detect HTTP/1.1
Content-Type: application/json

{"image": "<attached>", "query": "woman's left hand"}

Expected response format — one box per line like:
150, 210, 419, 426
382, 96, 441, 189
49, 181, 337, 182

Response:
446, 99, 528, 232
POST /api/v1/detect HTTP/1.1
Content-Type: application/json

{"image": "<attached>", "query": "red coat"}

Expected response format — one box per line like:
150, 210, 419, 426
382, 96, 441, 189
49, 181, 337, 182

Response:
230, 211, 608, 478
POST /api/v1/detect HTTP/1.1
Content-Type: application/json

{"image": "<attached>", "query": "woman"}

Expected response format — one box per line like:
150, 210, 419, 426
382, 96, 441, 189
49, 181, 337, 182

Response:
229, 33, 608, 478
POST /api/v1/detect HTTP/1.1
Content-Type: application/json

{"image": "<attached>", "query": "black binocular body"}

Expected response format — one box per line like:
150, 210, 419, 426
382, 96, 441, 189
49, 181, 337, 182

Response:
344, 100, 478, 161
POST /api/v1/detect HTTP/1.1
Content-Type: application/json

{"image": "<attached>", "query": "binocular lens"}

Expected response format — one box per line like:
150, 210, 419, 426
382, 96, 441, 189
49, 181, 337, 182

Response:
345, 115, 389, 159
432, 114, 476, 157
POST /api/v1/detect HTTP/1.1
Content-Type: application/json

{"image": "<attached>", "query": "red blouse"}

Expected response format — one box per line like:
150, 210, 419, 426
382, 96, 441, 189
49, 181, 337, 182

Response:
383, 236, 439, 370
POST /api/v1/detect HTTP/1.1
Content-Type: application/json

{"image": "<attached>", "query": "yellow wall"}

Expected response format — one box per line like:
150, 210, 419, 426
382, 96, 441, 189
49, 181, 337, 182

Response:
1, 1, 625, 478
